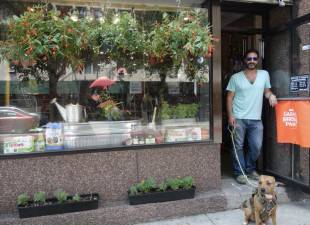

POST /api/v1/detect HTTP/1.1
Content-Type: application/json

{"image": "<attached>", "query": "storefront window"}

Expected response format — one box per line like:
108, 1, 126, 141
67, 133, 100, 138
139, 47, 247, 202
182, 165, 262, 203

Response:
0, 3, 212, 155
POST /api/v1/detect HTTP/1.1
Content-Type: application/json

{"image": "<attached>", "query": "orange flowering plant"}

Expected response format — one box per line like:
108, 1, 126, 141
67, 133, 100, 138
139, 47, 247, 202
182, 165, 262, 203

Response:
0, 5, 94, 100
145, 9, 218, 82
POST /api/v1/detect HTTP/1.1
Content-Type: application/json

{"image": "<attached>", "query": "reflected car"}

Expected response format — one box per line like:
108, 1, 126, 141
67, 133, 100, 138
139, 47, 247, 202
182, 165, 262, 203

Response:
0, 107, 40, 134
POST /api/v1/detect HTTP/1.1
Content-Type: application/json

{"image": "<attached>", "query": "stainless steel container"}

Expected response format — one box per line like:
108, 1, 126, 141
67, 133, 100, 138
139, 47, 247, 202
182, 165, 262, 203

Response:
63, 120, 141, 149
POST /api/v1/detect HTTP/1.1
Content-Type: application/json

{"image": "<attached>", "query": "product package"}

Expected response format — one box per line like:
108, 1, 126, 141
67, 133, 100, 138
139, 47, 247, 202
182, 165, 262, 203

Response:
45, 123, 64, 151
3, 136, 34, 154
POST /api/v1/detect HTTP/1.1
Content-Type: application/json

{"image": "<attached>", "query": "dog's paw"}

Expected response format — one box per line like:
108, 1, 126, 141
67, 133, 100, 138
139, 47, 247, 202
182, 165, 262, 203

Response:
243, 222, 248, 225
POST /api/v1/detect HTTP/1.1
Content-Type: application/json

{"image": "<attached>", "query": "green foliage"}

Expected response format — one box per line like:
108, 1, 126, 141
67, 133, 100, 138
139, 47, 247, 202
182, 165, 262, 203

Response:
128, 177, 157, 196
94, 9, 215, 81
161, 101, 198, 119
129, 184, 139, 196
33, 191, 46, 204
94, 11, 146, 72
165, 176, 194, 190
174, 104, 188, 119
180, 176, 194, 189
158, 182, 168, 192
54, 189, 68, 203
0, 6, 215, 85
138, 177, 157, 193
165, 178, 183, 191
100, 100, 121, 121
17, 193, 30, 207
72, 193, 81, 202
128, 176, 194, 196
160, 101, 173, 120
0, 4, 94, 100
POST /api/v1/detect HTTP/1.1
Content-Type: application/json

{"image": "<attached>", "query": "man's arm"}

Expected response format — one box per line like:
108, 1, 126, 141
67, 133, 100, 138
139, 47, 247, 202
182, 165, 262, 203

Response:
264, 88, 277, 107
226, 91, 236, 127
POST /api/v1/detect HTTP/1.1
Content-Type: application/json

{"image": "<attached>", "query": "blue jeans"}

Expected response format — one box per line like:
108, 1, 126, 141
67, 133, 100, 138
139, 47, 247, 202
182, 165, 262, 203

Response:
231, 119, 263, 176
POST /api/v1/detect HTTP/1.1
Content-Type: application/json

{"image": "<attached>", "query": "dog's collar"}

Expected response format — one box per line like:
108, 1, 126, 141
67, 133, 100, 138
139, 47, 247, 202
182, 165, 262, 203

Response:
253, 188, 277, 221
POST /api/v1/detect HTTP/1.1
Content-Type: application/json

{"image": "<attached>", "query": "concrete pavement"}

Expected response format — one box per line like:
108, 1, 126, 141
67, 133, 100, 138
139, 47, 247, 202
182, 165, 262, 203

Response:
136, 199, 310, 225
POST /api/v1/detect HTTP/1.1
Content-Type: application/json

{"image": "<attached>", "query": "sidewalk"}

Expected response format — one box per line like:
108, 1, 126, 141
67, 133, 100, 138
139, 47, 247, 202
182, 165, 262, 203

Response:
136, 199, 310, 225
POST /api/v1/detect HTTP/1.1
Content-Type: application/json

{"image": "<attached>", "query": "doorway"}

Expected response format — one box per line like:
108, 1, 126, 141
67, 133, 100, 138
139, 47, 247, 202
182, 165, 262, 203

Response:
220, 10, 264, 178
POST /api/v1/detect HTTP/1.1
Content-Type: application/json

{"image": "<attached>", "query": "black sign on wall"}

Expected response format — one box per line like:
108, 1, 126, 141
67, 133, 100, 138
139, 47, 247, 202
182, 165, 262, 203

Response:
290, 74, 310, 96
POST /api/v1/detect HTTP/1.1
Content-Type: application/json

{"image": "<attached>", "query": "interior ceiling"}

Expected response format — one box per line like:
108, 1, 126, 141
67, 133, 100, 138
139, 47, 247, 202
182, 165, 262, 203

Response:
221, 12, 246, 28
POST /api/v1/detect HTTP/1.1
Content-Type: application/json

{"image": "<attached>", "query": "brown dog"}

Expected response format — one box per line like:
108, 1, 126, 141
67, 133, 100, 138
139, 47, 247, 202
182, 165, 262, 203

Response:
242, 175, 277, 225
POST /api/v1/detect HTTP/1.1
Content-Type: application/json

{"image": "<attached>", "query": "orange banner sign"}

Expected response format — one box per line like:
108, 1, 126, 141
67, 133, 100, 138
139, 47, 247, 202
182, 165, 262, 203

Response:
275, 100, 310, 148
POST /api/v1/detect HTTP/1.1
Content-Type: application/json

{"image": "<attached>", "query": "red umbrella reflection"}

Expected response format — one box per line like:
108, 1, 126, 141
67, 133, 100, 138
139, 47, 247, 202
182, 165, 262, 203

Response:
89, 76, 116, 90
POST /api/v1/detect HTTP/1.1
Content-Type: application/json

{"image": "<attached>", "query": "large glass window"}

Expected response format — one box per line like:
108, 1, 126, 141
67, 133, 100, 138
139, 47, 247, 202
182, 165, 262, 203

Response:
0, 3, 212, 155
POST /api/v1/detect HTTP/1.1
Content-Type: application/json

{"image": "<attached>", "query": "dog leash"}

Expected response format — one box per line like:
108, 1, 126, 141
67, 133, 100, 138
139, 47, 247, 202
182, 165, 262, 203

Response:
228, 125, 258, 188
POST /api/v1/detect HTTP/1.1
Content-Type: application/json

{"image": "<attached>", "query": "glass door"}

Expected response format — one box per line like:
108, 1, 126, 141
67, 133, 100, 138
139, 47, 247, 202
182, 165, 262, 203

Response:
263, 10, 310, 187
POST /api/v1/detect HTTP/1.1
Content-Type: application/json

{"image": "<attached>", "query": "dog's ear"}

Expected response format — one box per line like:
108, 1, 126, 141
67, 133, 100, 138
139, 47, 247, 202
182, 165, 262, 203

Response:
272, 176, 276, 184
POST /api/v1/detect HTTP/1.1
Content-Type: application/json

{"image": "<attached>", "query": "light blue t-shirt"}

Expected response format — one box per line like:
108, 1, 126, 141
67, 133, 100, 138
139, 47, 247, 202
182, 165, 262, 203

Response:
226, 70, 271, 120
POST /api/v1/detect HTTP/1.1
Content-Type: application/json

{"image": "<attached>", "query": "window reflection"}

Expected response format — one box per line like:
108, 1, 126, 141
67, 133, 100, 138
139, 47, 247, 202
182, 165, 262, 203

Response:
0, 5, 211, 154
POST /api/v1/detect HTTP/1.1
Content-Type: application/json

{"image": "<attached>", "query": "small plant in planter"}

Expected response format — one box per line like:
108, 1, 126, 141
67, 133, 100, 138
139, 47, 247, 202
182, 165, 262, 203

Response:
33, 191, 46, 205
128, 176, 195, 205
17, 193, 30, 207
54, 189, 69, 203
180, 176, 194, 189
72, 193, 81, 202
16, 189, 99, 218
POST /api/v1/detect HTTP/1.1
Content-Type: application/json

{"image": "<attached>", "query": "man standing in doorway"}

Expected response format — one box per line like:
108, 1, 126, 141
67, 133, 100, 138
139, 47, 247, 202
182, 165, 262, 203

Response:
226, 49, 277, 184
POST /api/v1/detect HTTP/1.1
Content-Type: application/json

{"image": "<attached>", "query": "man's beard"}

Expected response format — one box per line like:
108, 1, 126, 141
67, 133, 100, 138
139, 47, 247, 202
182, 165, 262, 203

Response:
246, 63, 257, 70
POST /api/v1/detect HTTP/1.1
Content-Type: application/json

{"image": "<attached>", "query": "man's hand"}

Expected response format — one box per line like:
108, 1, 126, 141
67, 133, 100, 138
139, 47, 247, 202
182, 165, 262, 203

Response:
269, 94, 277, 107
228, 115, 236, 127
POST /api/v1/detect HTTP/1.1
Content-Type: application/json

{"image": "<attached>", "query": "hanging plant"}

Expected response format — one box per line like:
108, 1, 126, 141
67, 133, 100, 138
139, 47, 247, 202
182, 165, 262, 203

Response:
143, 9, 217, 82
94, 11, 146, 73
0, 4, 94, 103
145, 13, 174, 75
176, 10, 216, 82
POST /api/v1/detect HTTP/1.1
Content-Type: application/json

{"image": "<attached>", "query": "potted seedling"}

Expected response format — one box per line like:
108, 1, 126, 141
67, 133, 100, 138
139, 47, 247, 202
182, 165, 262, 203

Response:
128, 176, 195, 205
33, 191, 46, 205
17, 189, 99, 218
17, 193, 30, 208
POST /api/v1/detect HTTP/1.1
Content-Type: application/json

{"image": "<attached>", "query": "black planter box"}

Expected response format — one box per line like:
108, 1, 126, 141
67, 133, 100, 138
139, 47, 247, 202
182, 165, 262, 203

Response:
17, 193, 99, 218
128, 186, 195, 205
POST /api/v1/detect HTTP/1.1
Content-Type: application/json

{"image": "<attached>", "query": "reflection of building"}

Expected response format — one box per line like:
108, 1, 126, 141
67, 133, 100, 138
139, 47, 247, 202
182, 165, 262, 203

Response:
0, 0, 309, 223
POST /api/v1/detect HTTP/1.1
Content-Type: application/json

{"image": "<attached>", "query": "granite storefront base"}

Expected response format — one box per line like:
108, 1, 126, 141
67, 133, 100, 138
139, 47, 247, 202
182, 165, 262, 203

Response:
0, 190, 226, 225
0, 143, 221, 214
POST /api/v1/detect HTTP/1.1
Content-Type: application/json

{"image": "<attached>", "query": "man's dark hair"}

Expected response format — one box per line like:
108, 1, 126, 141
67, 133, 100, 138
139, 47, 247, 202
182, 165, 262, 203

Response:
243, 48, 259, 59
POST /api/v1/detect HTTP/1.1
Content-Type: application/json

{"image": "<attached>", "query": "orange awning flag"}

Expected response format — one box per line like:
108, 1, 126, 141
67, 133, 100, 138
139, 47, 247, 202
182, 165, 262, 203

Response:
276, 100, 310, 148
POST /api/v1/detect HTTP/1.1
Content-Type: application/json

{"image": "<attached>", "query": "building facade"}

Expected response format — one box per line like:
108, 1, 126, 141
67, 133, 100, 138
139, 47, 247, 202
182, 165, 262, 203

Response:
0, 0, 309, 223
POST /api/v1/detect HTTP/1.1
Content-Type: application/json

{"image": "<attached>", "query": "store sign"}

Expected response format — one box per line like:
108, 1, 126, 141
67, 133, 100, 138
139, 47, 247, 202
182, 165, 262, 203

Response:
290, 75, 309, 94
130, 81, 142, 94
276, 100, 310, 148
